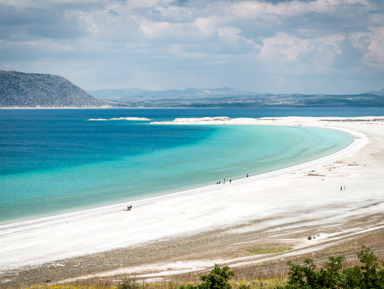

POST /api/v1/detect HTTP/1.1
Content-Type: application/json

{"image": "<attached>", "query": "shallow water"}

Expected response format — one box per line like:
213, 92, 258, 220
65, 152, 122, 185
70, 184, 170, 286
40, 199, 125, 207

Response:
0, 108, 377, 224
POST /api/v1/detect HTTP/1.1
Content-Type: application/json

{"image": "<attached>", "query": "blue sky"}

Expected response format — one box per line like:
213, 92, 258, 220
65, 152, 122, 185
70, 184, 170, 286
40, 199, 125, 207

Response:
0, 0, 383, 94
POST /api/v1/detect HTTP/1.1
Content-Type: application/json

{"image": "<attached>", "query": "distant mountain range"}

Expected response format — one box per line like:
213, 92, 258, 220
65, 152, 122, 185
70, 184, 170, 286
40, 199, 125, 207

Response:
88, 87, 254, 101
367, 88, 384, 96
0, 70, 383, 108
89, 87, 384, 108
0, 70, 105, 108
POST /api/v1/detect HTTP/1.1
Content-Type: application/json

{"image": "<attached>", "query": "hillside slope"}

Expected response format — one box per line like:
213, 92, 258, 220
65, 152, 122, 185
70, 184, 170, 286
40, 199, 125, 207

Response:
0, 70, 105, 107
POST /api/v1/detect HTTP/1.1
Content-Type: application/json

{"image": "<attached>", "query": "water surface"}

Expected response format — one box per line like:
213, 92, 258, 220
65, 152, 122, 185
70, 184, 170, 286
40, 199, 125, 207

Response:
1, 108, 378, 224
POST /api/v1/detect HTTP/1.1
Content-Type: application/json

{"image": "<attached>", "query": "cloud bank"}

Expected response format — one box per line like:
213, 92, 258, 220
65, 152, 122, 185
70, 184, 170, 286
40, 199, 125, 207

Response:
0, 0, 383, 94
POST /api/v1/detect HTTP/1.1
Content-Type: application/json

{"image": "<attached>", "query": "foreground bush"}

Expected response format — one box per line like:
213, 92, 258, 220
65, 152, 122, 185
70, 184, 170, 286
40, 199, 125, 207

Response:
178, 264, 238, 289
277, 246, 384, 289
180, 246, 384, 289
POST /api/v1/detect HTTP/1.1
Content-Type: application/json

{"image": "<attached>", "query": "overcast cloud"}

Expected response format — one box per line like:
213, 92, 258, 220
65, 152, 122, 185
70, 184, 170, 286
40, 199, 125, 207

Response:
0, 0, 383, 94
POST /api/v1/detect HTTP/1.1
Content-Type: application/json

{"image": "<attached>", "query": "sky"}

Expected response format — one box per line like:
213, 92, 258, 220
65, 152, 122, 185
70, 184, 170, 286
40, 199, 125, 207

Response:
0, 0, 383, 94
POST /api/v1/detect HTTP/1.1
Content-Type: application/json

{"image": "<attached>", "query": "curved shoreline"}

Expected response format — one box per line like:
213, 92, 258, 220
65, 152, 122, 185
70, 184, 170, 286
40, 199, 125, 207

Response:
0, 116, 383, 285
0, 127, 356, 226
0, 118, 358, 227
0, 120, 353, 226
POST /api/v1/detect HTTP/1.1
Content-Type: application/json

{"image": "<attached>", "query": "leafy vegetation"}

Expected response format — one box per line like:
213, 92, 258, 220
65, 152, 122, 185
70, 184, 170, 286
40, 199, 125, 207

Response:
177, 264, 233, 289
177, 247, 384, 289
277, 246, 384, 289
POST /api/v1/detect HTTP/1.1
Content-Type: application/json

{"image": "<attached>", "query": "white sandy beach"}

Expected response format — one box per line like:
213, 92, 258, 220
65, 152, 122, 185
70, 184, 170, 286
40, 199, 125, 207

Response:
1, 116, 384, 285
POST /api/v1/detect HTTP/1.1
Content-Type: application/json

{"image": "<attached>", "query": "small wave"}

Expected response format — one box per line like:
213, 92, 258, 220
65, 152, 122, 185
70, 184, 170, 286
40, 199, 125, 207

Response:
89, 117, 151, 121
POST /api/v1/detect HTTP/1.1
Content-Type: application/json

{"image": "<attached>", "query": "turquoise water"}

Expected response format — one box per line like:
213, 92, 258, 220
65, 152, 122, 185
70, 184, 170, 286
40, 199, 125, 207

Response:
0, 108, 375, 224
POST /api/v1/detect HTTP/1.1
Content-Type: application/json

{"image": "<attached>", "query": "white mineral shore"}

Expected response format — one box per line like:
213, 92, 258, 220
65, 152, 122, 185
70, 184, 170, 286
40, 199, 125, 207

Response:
0, 116, 384, 279
89, 117, 151, 121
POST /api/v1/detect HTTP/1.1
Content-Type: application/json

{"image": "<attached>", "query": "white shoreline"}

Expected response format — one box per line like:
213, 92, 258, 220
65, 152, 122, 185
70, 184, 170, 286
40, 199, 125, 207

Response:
88, 117, 152, 121
0, 116, 383, 273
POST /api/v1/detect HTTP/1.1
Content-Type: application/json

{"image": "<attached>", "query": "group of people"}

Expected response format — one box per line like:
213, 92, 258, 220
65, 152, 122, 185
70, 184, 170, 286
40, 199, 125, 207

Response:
216, 178, 232, 185
216, 173, 250, 185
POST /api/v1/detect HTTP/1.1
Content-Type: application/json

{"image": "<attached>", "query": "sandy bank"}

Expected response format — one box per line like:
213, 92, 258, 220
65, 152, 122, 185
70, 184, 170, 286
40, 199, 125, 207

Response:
1, 116, 384, 287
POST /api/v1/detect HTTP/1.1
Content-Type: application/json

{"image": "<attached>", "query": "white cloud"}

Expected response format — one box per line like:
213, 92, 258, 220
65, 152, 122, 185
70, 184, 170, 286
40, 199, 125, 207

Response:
148, 6, 194, 22
69, 11, 99, 34
362, 27, 384, 69
231, 0, 328, 19
136, 17, 172, 39
132, 15, 218, 41
122, 0, 174, 10
258, 32, 345, 72
194, 17, 217, 38
259, 32, 308, 63
0, 0, 383, 93
217, 26, 241, 39
231, 0, 372, 19
348, 26, 384, 70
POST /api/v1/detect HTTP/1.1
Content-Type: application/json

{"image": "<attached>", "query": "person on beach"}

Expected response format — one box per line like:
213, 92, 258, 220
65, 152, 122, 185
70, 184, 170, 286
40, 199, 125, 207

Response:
126, 205, 132, 211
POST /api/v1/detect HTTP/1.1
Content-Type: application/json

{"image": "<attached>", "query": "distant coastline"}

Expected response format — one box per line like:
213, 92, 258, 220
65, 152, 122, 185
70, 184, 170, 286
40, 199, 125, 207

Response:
1, 70, 384, 109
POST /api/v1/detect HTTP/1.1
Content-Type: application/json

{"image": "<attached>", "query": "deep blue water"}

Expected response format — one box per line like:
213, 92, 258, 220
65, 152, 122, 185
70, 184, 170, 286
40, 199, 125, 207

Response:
0, 107, 382, 224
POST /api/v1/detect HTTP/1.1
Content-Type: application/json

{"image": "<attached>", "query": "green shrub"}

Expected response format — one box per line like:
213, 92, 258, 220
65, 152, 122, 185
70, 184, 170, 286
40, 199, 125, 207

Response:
179, 264, 236, 289
277, 246, 384, 289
